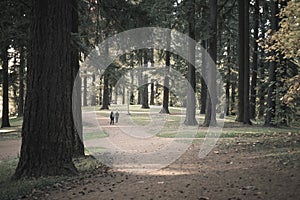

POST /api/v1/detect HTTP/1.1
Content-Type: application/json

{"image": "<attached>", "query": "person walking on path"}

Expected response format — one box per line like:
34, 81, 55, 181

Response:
115, 111, 119, 124
110, 111, 114, 125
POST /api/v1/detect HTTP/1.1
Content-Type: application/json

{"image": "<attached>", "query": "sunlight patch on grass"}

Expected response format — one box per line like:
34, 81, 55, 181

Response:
85, 147, 106, 154
83, 131, 108, 140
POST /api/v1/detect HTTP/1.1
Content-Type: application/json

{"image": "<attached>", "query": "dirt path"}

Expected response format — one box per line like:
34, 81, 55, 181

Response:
31, 122, 300, 200
1, 116, 300, 200
34, 133, 300, 200
0, 140, 21, 161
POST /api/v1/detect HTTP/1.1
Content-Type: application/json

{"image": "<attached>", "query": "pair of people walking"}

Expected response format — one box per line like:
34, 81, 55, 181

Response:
110, 111, 119, 125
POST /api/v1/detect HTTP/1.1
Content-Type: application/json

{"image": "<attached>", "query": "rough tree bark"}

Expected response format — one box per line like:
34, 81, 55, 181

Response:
265, 0, 278, 126
160, 29, 171, 114
71, 0, 84, 157
100, 40, 110, 110
200, 40, 207, 115
1, 45, 11, 128
14, 0, 77, 178
237, 0, 245, 122
184, 0, 198, 125
250, 0, 259, 119
204, 0, 217, 127
243, 0, 251, 124
141, 51, 150, 109
17, 46, 25, 118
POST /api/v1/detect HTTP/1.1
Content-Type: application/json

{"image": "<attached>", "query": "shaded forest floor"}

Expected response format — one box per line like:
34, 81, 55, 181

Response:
0, 110, 300, 200
27, 132, 300, 200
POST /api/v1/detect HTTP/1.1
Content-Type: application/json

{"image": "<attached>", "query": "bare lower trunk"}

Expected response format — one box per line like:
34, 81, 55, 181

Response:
14, 0, 77, 178
1, 45, 10, 128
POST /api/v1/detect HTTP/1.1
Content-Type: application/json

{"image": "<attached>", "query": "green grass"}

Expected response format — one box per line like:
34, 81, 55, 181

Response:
83, 131, 108, 140
0, 132, 21, 141
0, 158, 64, 200
8, 117, 23, 127
0, 156, 104, 200
0, 117, 23, 141
158, 127, 300, 138
85, 147, 106, 154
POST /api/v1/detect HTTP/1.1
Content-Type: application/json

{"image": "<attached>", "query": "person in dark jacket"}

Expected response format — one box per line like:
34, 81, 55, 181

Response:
110, 111, 114, 125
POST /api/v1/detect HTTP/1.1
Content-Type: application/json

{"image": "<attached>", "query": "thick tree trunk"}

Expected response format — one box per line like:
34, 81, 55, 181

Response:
200, 40, 207, 114
100, 73, 109, 109
137, 51, 142, 105
237, 0, 245, 122
150, 50, 155, 106
225, 39, 231, 116
150, 80, 155, 105
18, 47, 25, 118
14, 0, 77, 178
243, 0, 251, 124
265, 0, 278, 126
204, 0, 217, 127
225, 70, 230, 116
250, 0, 259, 120
184, 0, 197, 125
1, 45, 11, 128
99, 76, 102, 105
100, 40, 110, 110
161, 29, 171, 114
109, 84, 113, 104
114, 86, 118, 104
130, 54, 135, 105
71, 0, 84, 157
90, 74, 96, 106
258, 64, 266, 119
141, 51, 150, 109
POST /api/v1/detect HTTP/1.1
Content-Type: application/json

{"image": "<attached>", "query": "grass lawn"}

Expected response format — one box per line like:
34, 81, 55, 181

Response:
0, 156, 104, 200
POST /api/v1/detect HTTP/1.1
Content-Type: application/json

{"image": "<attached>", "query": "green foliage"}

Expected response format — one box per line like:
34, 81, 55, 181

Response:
83, 131, 108, 140
0, 159, 62, 200
262, 0, 300, 65
0, 156, 105, 200
281, 74, 300, 125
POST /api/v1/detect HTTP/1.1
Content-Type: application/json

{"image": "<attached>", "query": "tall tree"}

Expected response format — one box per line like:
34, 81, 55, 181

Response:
160, 29, 171, 114
141, 50, 150, 109
237, 0, 251, 124
1, 45, 11, 128
204, 0, 217, 127
250, 0, 259, 119
200, 40, 207, 114
14, 0, 77, 178
237, 0, 245, 122
17, 47, 25, 117
100, 38, 110, 110
265, 0, 279, 126
184, 0, 198, 125
71, 0, 84, 157
243, 0, 251, 124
